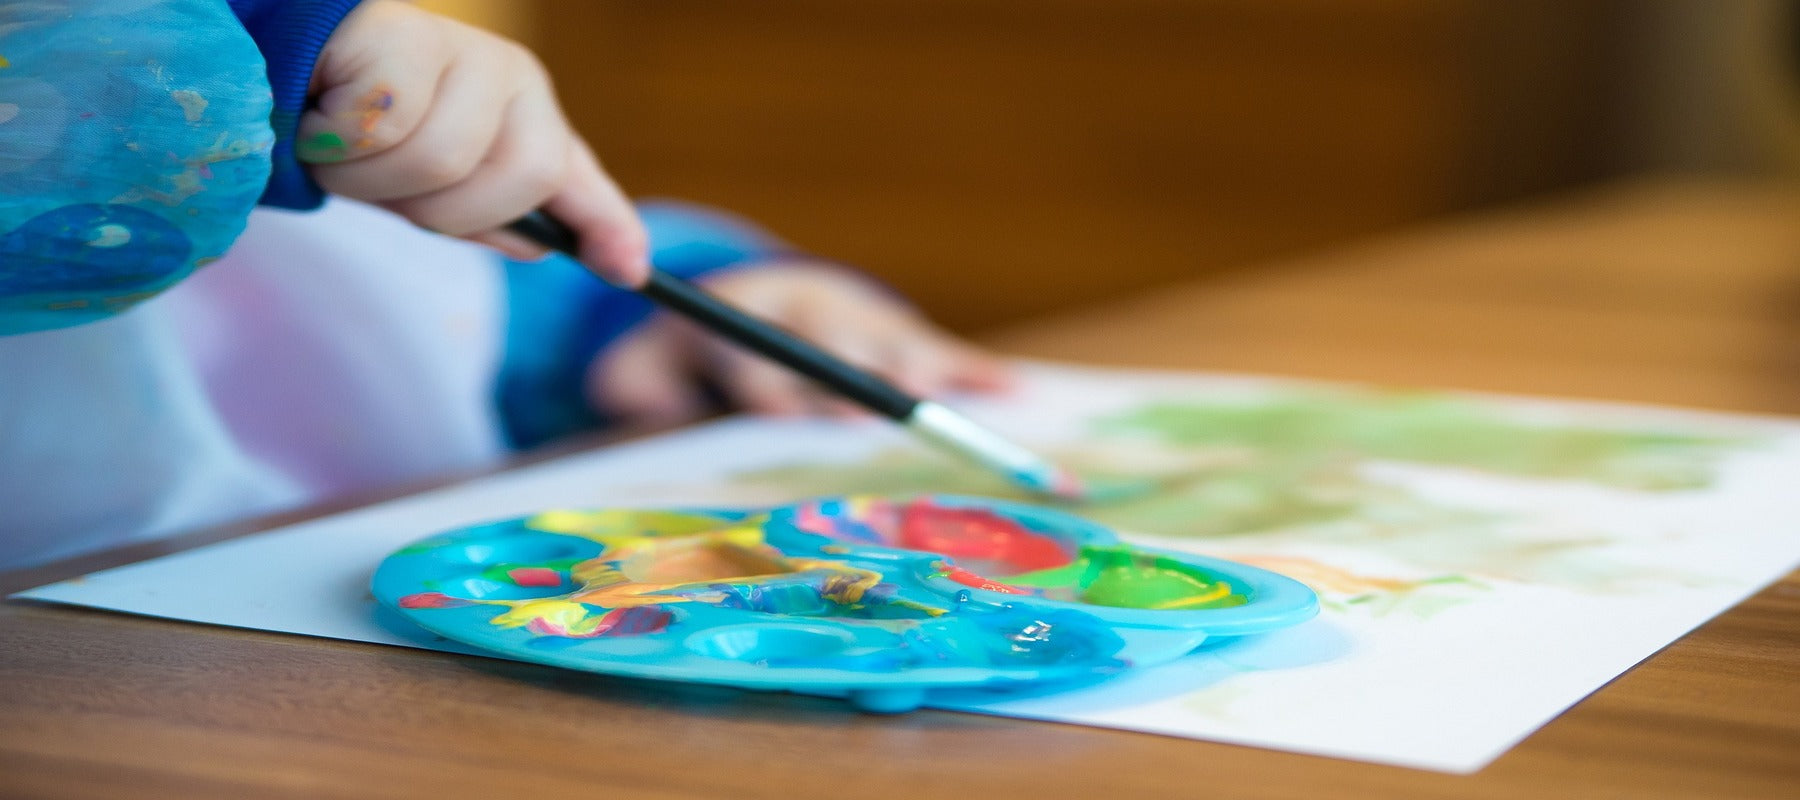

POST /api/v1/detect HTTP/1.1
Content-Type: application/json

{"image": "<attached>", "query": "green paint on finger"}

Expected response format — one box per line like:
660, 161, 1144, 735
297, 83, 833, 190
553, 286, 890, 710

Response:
298, 131, 349, 162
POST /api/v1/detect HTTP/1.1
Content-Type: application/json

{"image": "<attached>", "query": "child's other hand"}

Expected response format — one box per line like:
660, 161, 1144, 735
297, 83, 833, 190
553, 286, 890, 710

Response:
589, 263, 1013, 426
298, 0, 648, 285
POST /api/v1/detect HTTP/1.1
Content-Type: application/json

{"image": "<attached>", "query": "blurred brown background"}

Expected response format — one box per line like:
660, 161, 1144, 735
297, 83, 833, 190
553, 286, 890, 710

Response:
422, 0, 1799, 332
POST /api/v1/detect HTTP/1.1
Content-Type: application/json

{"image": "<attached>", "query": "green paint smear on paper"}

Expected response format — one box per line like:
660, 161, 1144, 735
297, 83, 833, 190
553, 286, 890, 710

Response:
729, 392, 1757, 603
1095, 393, 1743, 491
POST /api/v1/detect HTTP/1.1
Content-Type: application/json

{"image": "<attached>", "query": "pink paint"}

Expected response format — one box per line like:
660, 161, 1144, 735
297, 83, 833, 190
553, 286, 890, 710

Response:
506, 567, 561, 587
1048, 466, 1088, 501
398, 591, 473, 609
526, 606, 672, 638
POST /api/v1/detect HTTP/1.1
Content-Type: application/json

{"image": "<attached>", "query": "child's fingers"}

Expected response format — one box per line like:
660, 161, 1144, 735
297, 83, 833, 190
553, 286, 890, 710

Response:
940, 339, 1016, 393
711, 349, 811, 416
542, 141, 651, 287
466, 229, 549, 262
585, 323, 708, 427
797, 329, 884, 418
297, 6, 445, 166
884, 338, 955, 398
381, 85, 567, 238
308, 56, 510, 202
296, 75, 430, 166
820, 314, 1013, 400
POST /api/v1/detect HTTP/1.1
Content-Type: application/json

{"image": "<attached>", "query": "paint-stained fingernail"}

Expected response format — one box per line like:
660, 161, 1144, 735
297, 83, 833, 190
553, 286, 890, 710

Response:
352, 85, 394, 149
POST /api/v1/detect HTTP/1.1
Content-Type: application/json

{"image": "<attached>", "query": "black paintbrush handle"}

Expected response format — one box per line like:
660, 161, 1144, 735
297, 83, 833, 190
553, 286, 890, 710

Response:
506, 211, 920, 420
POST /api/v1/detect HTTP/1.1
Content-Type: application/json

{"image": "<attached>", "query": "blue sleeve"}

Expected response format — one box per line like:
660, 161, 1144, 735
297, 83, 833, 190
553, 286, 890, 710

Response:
494, 201, 801, 450
0, 0, 278, 335
228, 0, 366, 210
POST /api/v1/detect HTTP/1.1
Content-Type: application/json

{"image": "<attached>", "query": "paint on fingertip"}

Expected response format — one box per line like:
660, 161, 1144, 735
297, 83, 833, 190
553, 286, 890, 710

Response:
353, 85, 394, 148
298, 131, 350, 162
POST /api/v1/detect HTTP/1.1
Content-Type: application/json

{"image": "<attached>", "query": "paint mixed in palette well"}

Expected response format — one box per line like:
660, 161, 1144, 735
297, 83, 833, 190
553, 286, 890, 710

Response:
373, 495, 1317, 711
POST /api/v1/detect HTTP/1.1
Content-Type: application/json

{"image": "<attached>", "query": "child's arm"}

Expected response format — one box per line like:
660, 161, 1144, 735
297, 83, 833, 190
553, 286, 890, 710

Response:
1, 1, 278, 335
1, 0, 648, 337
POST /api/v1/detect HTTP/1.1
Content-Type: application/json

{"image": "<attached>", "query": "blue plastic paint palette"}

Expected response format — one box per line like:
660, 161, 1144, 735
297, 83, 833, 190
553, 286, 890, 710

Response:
372, 495, 1317, 712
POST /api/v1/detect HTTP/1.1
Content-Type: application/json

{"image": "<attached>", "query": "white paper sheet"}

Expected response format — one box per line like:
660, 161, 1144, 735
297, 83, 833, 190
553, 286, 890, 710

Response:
17, 363, 1800, 773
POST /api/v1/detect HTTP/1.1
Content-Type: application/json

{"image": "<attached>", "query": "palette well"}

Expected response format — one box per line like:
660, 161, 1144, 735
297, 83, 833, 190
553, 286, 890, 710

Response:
372, 495, 1317, 712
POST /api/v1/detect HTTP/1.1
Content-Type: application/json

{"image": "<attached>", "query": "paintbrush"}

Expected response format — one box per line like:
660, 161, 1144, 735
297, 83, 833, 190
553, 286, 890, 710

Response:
506, 210, 1087, 501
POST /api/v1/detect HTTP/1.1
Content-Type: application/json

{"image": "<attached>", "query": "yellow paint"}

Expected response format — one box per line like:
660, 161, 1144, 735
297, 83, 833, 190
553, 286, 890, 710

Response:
465, 508, 950, 636
485, 598, 654, 636
1230, 555, 1417, 596
1148, 581, 1234, 609
525, 509, 728, 543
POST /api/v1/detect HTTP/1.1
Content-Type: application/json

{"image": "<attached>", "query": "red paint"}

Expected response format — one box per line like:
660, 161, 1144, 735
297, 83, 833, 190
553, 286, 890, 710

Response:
398, 591, 472, 609
898, 499, 1073, 574
598, 605, 674, 636
938, 564, 1031, 594
526, 617, 581, 637
506, 567, 562, 587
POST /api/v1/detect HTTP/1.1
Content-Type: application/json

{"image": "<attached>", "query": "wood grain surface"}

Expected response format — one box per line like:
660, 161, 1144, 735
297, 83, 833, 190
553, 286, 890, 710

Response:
3, 179, 1797, 799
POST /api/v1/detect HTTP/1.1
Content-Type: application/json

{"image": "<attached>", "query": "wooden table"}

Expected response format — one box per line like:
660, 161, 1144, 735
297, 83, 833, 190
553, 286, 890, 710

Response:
4, 179, 1797, 799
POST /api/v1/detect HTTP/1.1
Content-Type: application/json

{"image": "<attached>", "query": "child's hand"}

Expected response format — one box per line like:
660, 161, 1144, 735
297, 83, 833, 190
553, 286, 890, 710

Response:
589, 263, 1013, 426
298, 0, 648, 285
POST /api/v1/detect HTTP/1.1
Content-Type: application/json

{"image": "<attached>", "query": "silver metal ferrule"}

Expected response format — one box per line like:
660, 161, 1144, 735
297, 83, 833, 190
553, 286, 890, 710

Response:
906, 401, 1061, 492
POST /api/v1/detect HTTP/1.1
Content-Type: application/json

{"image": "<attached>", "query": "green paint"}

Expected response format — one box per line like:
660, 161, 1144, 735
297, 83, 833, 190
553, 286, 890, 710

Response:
297, 131, 349, 162
1097, 393, 1743, 491
479, 557, 586, 585
1009, 546, 1247, 610
394, 537, 457, 556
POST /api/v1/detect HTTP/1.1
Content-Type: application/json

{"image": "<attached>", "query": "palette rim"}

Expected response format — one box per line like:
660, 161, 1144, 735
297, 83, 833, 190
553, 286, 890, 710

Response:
371, 493, 1318, 711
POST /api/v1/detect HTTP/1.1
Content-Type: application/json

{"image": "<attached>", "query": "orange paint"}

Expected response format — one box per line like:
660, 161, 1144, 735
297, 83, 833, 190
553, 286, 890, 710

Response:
352, 85, 394, 148
937, 563, 1031, 595
617, 540, 791, 584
